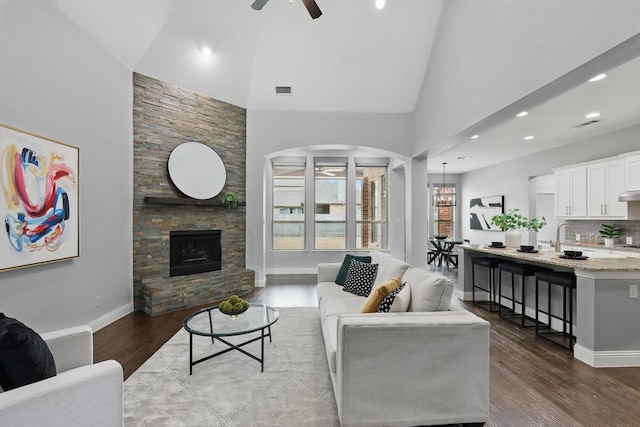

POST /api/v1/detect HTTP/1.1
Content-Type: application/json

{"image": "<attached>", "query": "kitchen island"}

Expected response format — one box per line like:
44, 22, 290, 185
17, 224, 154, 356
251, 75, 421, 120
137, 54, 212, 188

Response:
456, 245, 640, 367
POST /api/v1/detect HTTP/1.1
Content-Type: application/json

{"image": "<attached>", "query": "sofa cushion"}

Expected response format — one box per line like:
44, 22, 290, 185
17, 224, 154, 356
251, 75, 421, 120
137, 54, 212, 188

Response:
360, 276, 401, 313
372, 255, 409, 288
368, 250, 389, 266
343, 259, 378, 297
335, 254, 372, 285
404, 267, 454, 312
317, 281, 352, 302
377, 282, 409, 312
0, 313, 57, 391
320, 296, 365, 323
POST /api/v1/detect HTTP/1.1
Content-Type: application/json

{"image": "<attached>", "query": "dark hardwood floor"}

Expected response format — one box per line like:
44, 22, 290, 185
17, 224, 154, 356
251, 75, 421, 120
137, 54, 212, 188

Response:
94, 272, 640, 426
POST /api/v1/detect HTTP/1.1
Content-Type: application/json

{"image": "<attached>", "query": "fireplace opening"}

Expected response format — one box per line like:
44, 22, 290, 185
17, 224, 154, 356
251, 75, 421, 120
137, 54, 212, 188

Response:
170, 230, 221, 277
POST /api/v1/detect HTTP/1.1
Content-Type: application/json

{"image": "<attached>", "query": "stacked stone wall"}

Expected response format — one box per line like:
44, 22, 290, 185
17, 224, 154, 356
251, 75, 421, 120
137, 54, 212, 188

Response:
133, 73, 250, 315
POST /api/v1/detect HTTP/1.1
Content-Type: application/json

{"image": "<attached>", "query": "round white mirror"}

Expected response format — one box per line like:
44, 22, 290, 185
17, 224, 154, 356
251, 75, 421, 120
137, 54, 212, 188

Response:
168, 142, 226, 200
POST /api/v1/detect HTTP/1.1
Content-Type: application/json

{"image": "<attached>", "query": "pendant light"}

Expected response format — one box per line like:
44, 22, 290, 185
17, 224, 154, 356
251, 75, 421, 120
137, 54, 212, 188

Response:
433, 162, 456, 207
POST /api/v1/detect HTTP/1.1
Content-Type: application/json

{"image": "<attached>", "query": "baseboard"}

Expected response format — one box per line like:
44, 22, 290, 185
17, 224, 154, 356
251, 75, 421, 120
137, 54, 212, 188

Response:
87, 303, 133, 332
455, 290, 477, 301
255, 278, 266, 288
574, 344, 640, 367
265, 268, 318, 275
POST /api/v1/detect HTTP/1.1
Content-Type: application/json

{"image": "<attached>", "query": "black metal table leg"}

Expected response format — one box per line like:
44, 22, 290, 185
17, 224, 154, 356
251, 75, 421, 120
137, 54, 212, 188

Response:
261, 327, 265, 372
189, 332, 193, 375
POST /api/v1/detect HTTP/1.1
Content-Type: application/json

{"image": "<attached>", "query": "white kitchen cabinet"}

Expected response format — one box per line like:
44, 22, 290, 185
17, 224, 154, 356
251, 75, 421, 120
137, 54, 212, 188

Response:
625, 153, 640, 191
555, 166, 587, 217
587, 159, 627, 218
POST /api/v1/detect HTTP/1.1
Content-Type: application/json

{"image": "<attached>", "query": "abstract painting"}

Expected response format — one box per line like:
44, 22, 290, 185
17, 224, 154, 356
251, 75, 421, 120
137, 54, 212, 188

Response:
469, 195, 503, 231
0, 124, 79, 271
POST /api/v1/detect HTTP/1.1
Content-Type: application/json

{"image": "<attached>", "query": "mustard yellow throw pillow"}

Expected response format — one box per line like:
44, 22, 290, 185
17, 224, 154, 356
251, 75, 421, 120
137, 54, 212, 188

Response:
360, 276, 402, 313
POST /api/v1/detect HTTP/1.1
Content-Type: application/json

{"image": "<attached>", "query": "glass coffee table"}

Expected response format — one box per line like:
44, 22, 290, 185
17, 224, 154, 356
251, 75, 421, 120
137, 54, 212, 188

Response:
183, 304, 279, 374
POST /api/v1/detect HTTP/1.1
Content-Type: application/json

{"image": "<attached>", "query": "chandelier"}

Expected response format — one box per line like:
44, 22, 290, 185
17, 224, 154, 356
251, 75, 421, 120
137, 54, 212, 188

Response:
433, 162, 457, 207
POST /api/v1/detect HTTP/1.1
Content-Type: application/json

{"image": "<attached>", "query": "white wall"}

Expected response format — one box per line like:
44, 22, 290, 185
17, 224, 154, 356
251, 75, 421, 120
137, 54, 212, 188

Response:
0, 0, 133, 332
412, 0, 640, 154
460, 124, 640, 246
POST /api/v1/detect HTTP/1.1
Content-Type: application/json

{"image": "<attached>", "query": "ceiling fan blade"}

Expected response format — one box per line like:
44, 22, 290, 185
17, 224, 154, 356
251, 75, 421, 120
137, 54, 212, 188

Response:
301, 0, 322, 19
251, 0, 269, 11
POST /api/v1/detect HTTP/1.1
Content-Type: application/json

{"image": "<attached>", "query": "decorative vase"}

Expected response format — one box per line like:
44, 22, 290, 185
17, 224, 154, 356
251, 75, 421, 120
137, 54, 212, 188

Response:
504, 230, 522, 248
604, 238, 615, 248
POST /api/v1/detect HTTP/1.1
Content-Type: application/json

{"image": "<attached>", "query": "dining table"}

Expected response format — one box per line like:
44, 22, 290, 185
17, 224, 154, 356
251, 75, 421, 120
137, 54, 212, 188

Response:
428, 238, 463, 268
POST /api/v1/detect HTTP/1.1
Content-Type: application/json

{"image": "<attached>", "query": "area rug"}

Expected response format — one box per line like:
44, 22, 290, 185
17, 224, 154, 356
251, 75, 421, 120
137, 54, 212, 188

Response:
124, 307, 340, 427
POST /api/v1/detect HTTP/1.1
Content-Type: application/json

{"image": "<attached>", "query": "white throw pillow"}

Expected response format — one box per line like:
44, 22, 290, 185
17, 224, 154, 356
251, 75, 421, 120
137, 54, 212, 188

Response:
373, 255, 410, 288
368, 250, 389, 266
388, 281, 410, 311
404, 267, 454, 312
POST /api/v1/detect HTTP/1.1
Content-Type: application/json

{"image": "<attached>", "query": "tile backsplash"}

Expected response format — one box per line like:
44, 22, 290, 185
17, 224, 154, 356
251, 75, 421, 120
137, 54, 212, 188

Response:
565, 220, 640, 245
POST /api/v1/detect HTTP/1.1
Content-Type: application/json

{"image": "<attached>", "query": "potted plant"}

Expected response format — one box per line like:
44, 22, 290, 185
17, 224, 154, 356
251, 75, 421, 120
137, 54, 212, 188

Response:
491, 208, 547, 247
221, 191, 239, 209
599, 224, 622, 247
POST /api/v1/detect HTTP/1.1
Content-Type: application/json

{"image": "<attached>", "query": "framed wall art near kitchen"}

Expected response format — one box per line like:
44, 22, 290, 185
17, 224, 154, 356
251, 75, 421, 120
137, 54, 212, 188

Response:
469, 195, 503, 231
0, 123, 79, 272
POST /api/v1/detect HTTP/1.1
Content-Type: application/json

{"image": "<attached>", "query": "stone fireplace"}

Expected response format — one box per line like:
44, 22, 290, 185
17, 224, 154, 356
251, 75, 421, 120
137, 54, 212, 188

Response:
133, 73, 253, 316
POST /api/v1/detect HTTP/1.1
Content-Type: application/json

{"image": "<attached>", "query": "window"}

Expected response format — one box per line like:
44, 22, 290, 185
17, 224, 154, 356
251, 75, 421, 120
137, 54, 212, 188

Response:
432, 184, 455, 238
356, 165, 388, 249
314, 163, 347, 250
271, 156, 389, 252
272, 164, 305, 250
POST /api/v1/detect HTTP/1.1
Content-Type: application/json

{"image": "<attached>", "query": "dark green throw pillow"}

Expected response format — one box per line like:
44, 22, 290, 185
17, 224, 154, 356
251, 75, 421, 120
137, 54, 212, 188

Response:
0, 313, 57, 391
335, 254, 372, 285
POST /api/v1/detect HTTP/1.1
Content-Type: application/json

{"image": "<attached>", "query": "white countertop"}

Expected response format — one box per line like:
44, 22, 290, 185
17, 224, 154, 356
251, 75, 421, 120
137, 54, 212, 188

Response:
459, 245, 640, 272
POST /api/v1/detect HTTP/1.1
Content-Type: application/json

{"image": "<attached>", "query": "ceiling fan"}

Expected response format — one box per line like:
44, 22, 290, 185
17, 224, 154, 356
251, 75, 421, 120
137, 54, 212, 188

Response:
315, 167, 344, 177
251, 0, 322, 19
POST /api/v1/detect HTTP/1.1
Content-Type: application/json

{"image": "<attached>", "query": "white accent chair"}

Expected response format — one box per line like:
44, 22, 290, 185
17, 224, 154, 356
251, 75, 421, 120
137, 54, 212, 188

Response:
0, 325, 123, 427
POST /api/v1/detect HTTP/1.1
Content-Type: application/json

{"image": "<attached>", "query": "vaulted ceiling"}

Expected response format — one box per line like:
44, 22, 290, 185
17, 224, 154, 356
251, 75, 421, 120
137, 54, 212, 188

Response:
56, 0, 442, 113
55, 0, 640, 174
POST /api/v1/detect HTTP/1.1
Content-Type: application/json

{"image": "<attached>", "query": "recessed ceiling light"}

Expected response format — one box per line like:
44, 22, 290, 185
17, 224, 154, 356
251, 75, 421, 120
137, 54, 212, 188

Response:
470, 135, 479, 139
457, 156, 470, 160
588, 73, 607, 82
201, 46, 212, 57
375, 0, 386, 9
585, 112, 601, 119
523, 135, 535, 140
516, 111, 528, 117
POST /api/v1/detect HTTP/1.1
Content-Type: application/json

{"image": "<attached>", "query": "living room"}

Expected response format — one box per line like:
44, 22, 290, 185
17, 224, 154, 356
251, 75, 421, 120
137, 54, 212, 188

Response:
2, 0, 640, 426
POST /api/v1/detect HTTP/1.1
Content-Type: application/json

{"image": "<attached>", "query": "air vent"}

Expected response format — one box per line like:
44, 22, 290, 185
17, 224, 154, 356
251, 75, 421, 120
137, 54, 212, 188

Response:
574, 119, 601, 128
275, 86, 292, 96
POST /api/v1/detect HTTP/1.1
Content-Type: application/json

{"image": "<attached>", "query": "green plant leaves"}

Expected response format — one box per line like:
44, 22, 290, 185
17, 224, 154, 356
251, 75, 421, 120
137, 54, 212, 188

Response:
491, 208, 547, 232
599, 224, 622, 238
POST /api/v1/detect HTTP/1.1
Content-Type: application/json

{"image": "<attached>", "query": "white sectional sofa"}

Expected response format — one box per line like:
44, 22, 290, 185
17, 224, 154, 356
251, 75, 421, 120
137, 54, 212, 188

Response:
317, 251, 490, 427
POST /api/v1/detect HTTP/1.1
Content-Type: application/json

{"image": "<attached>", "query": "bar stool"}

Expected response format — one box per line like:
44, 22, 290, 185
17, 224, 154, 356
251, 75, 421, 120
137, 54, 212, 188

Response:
472, 257, 501, 312
497, 262, 550, 328
535, 270, 576, 350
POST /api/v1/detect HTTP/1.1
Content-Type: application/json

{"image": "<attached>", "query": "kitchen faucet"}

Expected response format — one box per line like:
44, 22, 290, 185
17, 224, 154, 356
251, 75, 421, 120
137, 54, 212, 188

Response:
556, 222, 569, 252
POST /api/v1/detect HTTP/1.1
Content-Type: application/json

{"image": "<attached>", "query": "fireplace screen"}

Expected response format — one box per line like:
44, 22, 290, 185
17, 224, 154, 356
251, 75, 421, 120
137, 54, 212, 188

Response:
170, 230, 221, 277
